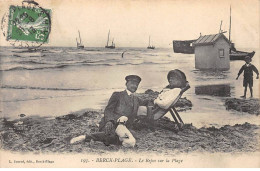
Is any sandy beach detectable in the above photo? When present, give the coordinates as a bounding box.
[1,90,259,155]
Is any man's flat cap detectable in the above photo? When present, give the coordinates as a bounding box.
[125,75,141,83]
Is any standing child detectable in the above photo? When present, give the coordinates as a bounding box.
[236,56,259,98]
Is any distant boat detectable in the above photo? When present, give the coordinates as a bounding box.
[105,30,115,49]
[230,51,255,60]
[228,6,255,61]
[172,8,256,61]
[11,46,39,53]
[172,38,255,60]
[147,36,155,49]
[230,45,255,60]
[76,30,84,49]
[172,39,196,54]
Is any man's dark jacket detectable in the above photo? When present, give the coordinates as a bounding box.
[99,90,149,130]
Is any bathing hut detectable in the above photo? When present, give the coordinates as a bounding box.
[193,33,230,70]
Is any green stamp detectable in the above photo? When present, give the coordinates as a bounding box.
[7,5,51,43]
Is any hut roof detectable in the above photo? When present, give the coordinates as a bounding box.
[193,33,230,47]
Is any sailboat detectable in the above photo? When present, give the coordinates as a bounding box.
[147,36,155,49]
[228,6,255,60]
[105,30,115,49]
[76,30,84,49]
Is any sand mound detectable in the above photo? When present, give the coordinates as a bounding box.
[225,98,260,115]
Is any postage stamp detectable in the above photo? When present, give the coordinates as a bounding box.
[7,5,51,43]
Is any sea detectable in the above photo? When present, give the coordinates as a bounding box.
[0,46,259,128]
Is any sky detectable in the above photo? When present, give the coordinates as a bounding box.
[0,0,259,48]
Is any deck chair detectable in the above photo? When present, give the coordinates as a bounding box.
[151,96,184,129]
[138,84,190,130]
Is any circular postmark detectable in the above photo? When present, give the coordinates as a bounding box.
[1,0,51,49]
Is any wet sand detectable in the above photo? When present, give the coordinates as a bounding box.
[225,98,260,115]
[0,90,259,155]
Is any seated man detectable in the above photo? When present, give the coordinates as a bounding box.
[70,75,152,147]
[138,69,190,121]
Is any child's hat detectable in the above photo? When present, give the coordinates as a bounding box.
[245,56,252,62]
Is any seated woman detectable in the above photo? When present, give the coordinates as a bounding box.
[138,69,190,120]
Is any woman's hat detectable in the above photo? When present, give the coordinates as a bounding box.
[167,69,187,84]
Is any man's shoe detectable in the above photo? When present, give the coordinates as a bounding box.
[240,96,246,99]
[70,135,86,144]
[84,134,93,142]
